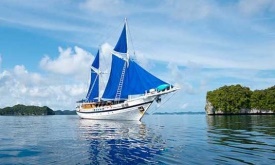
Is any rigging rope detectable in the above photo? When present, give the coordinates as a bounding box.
[126,19,136,59]
[98,21,123,47]
[150,91,179,114]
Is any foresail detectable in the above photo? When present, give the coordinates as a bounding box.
[114,23,127,54]
[86,50,100,102]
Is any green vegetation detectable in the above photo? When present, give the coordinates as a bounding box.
[0,104,55,116]
[206,85,275,113]
[251,86,275,111]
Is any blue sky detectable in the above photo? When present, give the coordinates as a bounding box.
[0,0,275,112]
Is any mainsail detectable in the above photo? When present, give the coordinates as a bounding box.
[102,55,166,100]
[86,50,100,102]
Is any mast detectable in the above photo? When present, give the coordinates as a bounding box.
[125,18,129,61]
[112,18,129,101]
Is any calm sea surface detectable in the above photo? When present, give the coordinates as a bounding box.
[0,114,274,164]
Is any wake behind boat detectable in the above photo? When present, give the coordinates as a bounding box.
[76,19,179,121]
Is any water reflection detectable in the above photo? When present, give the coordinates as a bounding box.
[207,115,275,136]
[78,119,165,164]
[206,115,275,164]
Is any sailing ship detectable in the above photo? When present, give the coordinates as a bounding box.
[76,19,179,121]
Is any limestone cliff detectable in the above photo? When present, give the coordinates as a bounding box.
[205,101,274,115]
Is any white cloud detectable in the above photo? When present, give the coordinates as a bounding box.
[79,0,126,16]
[180,103,189,110]
[166,62,199,95]
[100,42,113,71]
[101,42,113,55]
[1,0,274,71]
[134,51,151,69]
[0,64,88,110]
[163,0,275,21]
[0,45,115,110]
[164,0,216,20]
[80,0,115,12]
[0,52,92,109]
[238,0,275,16]
[40,46,93,77]
[167,62,183,83]
[13,65,43,85]
[0,70,10,86]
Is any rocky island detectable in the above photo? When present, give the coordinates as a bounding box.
[0,104,55,116]
[205,85,275,115]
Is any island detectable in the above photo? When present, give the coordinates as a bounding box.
[0,104,55,116]
[205,84,275,115]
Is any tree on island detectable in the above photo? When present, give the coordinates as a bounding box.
[251,86,275,111]
[206,85,275,113]
[0,104,55,116]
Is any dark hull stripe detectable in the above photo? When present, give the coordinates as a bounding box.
[77,101,153,114]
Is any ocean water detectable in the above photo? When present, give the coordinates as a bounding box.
[0,114,274,164]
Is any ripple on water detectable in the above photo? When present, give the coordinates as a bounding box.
[0,115,274,164]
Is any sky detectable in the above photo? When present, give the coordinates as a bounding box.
[0,0,275,112]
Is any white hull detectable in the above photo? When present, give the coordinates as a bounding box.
[76,87,178,121]
[77,101,153,121]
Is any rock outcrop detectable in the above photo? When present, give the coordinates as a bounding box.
[205,101,274,115]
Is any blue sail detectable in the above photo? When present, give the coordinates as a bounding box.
[121,59,167,98]
[114,23,127,53]
[86,50,100,102]
[102,55,167,100]
[92,50,99,69]
[102,55,125,100]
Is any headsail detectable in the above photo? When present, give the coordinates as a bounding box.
[86,50,100,102]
